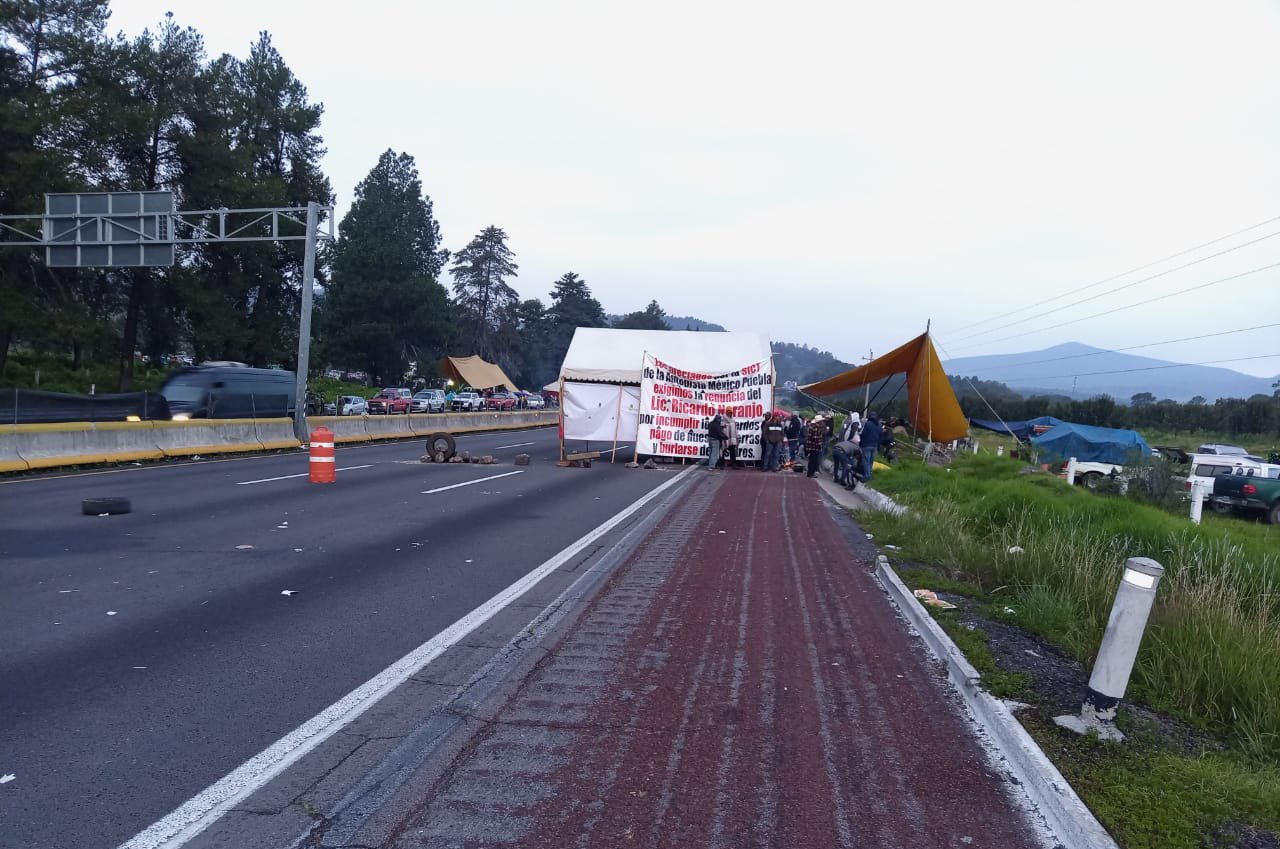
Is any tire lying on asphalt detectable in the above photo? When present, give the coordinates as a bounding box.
[427,432,457,461]
[82,496,131,516]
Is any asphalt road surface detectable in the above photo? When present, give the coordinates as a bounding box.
[0,428,670,849]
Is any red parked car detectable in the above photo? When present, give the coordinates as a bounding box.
[367,388,412,414]
[483,391,518,411]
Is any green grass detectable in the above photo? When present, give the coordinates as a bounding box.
[0,351,373,402]
[1024,713,1280,849]
[859,453,1280,847]
[0,350,172,394]
[859,453,1280,760]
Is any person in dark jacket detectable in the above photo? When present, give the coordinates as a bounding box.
[705,407,728,470]
[761,412,786,472]
[833,438,862,488]
[859,411,883,481]
[784,412,804,465]
[804,414,829,478]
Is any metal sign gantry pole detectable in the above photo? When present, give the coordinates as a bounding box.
[0,192,334,442]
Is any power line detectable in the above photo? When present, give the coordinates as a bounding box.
[949,212,1280,333]
[950,322,1280,372]
[947,228,1280,344]
[946,260,1280,351]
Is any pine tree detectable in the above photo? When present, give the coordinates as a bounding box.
[449,225,518,359]
[612,299,669,330]
[544,271,605,374]
[322,150,451,384]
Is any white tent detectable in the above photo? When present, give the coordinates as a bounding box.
[554,328,773,453]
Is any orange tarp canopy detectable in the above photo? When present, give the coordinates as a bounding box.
[800,333,968,442]
[441,355,517,392]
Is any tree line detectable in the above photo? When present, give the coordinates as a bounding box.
[946,377,1280,440]
[0,1,678,394]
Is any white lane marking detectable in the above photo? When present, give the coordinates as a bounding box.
[117,465,696,849]
[491,441,536,450]
[421,470,524,494]
[235,465,373,486]
[600,445,632,455]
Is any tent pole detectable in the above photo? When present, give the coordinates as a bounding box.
[926,320,933,456]
[558,378,565,463]
[611,385,623,463]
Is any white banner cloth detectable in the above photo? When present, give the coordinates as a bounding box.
[636,353,774,461]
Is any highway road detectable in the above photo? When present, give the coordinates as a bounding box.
[0,427,671,849]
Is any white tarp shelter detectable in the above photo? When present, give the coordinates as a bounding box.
[554,328,773,451]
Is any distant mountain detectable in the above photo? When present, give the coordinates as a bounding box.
[666,315,726,332]
[603,314,726,332]
[771,342,852,385]
[943,342,1276,403]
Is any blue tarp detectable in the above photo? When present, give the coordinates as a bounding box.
[1030,422,1152,465]
[969,416,1064,441]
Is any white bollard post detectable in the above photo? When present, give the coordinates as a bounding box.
[1189,481,1207,524]
[1066,457,1078,486]
[996,446,1004,457]
[1055,557,1164,741]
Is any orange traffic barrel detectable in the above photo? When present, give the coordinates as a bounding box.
[309,426,336,483]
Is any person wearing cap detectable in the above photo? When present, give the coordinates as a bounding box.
[804,414,829,477]
[860,411,883,481]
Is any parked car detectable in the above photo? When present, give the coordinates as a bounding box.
[452,391,483,412]
[484,391,518,411]
[1184,453,1264,503]
[367,388,412,414]
[1212,466,1280,523]
[411,389,447,413]
[331,395,367,416]
[523,393,544,409]
[1198,443,1263,461]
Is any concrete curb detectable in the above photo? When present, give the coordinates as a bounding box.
[875,556,1119,849]
[0,412,561,473]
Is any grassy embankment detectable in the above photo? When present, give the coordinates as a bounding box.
[858,453,1279,849]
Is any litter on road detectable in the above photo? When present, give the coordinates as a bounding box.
[280,590,297,597]
[0,774,15,785]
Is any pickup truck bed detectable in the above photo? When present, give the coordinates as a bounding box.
[1212,470,1280,524]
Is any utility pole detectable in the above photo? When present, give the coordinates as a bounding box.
[293,201,319,443]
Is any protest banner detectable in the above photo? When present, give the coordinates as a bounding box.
[636,353,774,462]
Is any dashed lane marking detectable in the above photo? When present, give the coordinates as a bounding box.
[491,441,537,449]
[235,465,374,485]
[421,470,524,494]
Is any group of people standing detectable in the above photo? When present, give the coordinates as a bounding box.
[704,407,894,485]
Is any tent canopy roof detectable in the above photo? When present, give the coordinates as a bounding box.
[557,328,772,384]
[441,355,517,392]
[800,332,969,443]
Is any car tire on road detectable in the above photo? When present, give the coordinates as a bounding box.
[82,496,131,516]
[427,432,457,461]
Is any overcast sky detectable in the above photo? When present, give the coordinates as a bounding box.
[108,1,1280,380]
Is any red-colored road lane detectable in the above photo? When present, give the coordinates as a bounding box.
[389,472,1042,849]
